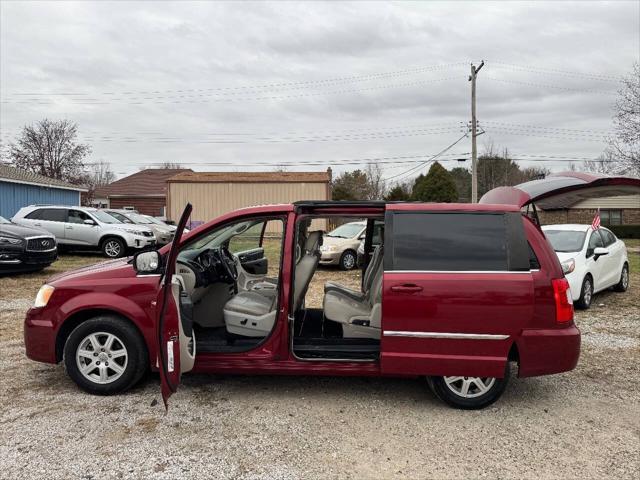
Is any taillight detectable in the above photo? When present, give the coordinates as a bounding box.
[552,278,574,324]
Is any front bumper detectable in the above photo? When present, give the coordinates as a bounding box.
[516,325,581,377]
[319,251,341,265]
[24,307,57,364]
[565,272,583,301]
[0,249,57,272]
[129,237,157,249]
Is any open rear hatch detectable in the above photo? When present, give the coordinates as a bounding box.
[480,172,640,211]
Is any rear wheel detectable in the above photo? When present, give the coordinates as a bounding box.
[614,263,629,292]
[429,365,510,409]
[101,237,125,258]
[64,315,148,395]
[339,250,357,270]
[575,275,593,309]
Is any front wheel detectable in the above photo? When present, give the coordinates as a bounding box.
[575,275,593,309]
[614,263,629,292]
[64,315,148,395]
[339,250,357,270]
[102,237,125,258]
[428,365,510,409]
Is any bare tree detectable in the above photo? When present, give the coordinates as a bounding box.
[365,163,386,200]
[606,62,639,175]
[158,161,183,169]
[82,160,116,205]
[9,119,91,183]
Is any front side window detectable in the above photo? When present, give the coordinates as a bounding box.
[587,231,604,257]
[390,212,508,271]
[600,229,617,247]
[67,209,91,224]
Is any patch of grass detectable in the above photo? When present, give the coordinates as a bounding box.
[0,253,104,302]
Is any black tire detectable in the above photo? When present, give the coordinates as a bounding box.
[101,237,126,258]
[575,275,593,310]
[339,250,357,270]
[428,364,510,410]
[63,315,148,395]
[614,263,629,292]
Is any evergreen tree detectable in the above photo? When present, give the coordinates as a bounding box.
[411,162,458,202]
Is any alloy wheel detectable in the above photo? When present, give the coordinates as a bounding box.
[622,267,629,290]
[104,240,121,257]
[75,332,128,384]
[583,279,593,306]
[342,252,356,270]
[443,376,496,398]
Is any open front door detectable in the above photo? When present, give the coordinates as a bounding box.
[156,203,193,408]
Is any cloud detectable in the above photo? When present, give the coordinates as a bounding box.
[0,0,638,180]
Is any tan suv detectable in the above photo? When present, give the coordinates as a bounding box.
[319,221,365,270]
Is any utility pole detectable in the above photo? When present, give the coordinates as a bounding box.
[469,60,484,203]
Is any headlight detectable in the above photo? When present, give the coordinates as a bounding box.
[561,258,575,275]
[320,245,337,253]
[0,236,22,245]
[34,285,55,308]
[124,229,145,236]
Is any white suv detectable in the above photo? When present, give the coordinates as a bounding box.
[12,205,156,258]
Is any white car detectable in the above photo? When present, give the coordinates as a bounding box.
[542,224,630,309]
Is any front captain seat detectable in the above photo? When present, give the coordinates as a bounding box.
[223,231,322,337]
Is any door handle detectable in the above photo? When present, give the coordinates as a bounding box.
[390,284,423,293]
[34,223,41,226]
[66,226,73,230]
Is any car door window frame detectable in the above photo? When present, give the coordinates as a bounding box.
[586,230,604,258]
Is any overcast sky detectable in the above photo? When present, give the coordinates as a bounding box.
[1,1,638,182]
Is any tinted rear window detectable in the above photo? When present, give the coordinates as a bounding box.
[29,208,67,222]
[390,212,508,271]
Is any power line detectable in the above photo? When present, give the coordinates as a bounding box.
[383,131,471,182]
[1,76,466,105]
[488,61,624,82]
[3,62,468,98]
[483,77,617,95]
[481,121,611,135]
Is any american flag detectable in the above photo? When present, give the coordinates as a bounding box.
[591,209,601,230]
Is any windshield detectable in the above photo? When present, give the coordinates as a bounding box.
[182,221,254,252]
[108,212,134,224]
[124,212,153,224]
[0,216,10,224]
[144,215,165,225]
[326,223,364,239]
[93,211,123,224]
[544,230,587,253]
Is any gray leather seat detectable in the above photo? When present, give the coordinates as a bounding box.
[323,250,383,339]
[292,231,322,311]
[324,245,383,302]
[223,230,322,336]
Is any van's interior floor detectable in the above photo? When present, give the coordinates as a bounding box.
[193,309,379,360]
[293,309,380,361]
[194,325,263,353]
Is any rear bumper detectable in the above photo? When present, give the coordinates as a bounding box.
[24,308,57,364]
[516,325,581,377]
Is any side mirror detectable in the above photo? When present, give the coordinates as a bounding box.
[133,250,162,274]
[84,219,96,225]
[593,247,609,259]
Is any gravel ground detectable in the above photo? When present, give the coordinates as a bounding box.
[0,254,638,479]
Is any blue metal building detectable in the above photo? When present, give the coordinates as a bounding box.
[0,164,87,219]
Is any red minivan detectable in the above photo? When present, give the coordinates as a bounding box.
[23,173,638,409]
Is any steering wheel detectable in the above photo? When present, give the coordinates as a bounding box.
[220,246,238,283]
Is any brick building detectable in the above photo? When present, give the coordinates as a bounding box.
[538,193,640,226]
[93,168,192,216]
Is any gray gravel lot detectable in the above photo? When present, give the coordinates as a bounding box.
[0,258,638,479]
